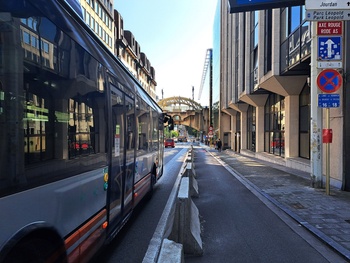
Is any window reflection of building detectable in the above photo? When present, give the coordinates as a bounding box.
[81,0,114,51]
[251,11,259,90]
[68,99,94,158]
[24,93,47,157]
[247,106,256,152]
[19,15,105,166]
[21,18,55,70]
[280,6,310,73]
[265,94,285,157]
[299,84,310,159]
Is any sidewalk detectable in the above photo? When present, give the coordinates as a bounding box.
[201,146,350,261]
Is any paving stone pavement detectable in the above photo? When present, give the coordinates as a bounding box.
[205,147,350,261]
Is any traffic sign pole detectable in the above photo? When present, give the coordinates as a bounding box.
[310,21,323,188]
[325,108,331,195]
[344,21,350,190]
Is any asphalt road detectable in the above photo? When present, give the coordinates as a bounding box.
[92,144,345,263]
[185,148,346,263]
[91,145,188,263]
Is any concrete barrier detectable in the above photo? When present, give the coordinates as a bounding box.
[184,162,199,197]
[186,148,195,168]
[143,148,201,263]
[157,239,184,263]
[169,177,203,256]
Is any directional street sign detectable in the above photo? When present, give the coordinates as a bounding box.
[318,94,340,108]
[306,0,350,10]
[306,10,350,20]
[306,0,350,20]
[318,36,342,60]
[317,69,342,93]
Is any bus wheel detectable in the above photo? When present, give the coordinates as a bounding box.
[4,237,67,263]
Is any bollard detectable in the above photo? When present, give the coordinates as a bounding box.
[157,239,184,263]
[169,177,203,256]
[184,163,199,197]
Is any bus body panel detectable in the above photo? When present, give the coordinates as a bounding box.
[0,168,107,252]
[0,0,164,261]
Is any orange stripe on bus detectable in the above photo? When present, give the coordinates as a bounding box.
[65,209,107,252]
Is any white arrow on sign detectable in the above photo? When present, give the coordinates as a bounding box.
[325,39,335,58]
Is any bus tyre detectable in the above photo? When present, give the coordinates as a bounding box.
[147,173,156,200]
[4,237,67,263]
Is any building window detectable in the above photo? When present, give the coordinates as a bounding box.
[264,9,272,74]
[23,31,30,44]
[234,16,239,99]
[251,11,259,91]
[95,2,99,14]
[41,41,49,53]
[82,7,86,20]
[280,5,311,73]
[31,35,38,48]
[236,112,241,152]
[85,12,90,26]
[299,84,310,159]
[264,94,285,157]
[91,17,95,31]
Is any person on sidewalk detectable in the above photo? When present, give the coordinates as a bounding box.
[217,138,222,152]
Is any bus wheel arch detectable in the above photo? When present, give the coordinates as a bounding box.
[1,226,67,263]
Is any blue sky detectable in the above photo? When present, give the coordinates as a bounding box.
[114,0,218,106]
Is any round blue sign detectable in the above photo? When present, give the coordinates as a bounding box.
[317,69,342,93]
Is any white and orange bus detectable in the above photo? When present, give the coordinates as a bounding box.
[0,1,164,262]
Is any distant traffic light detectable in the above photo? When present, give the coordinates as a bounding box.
[163,114,170,123]
[163,113,174,130]
[168,117,174,130]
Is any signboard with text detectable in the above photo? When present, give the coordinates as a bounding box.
[306,10,350,20]
[317,21,342,35]
[306,0,350,20]
[318,94,340,108]
[306,0,350,10]
[228,0,304,13]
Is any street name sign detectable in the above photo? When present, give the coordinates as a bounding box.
[306,9,350,20]
[306,0,350,9]
[318,94,340,108]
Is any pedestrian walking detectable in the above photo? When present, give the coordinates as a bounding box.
[217,138,222,152]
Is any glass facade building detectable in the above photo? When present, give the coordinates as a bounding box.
[216,0,349,190]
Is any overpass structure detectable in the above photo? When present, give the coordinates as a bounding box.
[158,96,209,135]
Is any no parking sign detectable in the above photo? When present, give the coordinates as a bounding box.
[316,69,342,93]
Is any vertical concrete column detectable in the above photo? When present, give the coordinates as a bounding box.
[240,110,248,150]
[255,106,265,152]
[284,95,299,158]
[231,115,236,151]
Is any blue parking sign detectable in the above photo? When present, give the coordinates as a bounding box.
[318,36,342,61]
[318,94,340,108]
